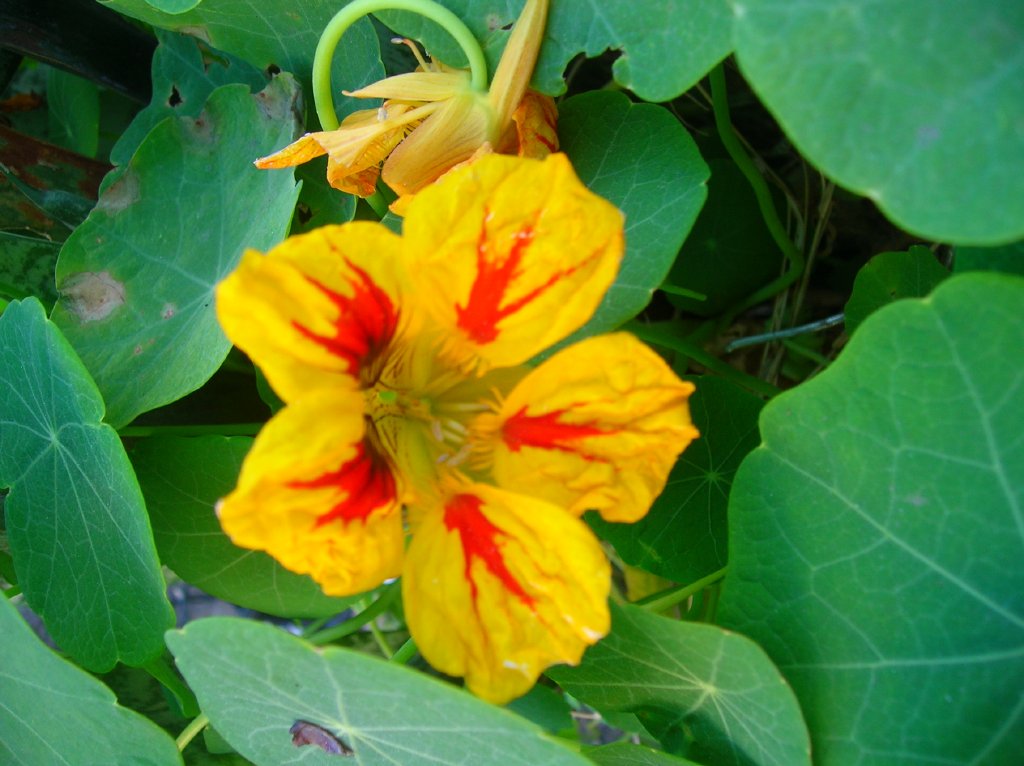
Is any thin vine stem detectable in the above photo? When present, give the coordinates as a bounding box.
[176,713,209,752]
[305,584,399,646]
[312,0,488,130]
[390,637,417,665]
[636,566,728,614]
[709,63,804,320]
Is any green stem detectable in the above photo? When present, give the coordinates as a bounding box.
[709,63,803,318]
[144,655,199,718]
[368,618,394,658]
[725,312,844,353]
[313,0,488,130]
[390,637,417,665]
[628,321,780,398]
[306,584,399,646]
[176,713,209,752]
[637,566,728,614]
[117,423,265,438]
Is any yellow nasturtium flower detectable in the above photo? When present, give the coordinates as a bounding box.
[255,0,555,203]
[216,154,698,703]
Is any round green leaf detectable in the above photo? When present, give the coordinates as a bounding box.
[379,0,732,101]
[167,617,593,766]
[46,69,100,159]
[719,273,1024,764]
[585,743,702,766]
[589,376,763,583]
[131,435,358,618]
[733,0,1024,244]
[52,79,302,428]
[0,596,182,765]
[559,91,709,338]
[549,603,811,766]
[843,245,950,335]
[0,299,174,670]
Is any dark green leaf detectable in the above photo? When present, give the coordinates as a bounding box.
[589,377,763,583]
[843,246,949,335]
[955,239,1024,277]
[719,273,1024,764]
[168,617,593,766]
[505,684,573,734]
[0,232,60,307]
[0,165,94,232]
[51,78,303,428]
[550,603,810,766]
[379,0,732,101]
[559,91,709,339]
[290,156,357,234]
[131,435,358,618]
[733,0,1024,243]
[0,596,182,765]
[46,69,100,159]
[0,299,173,670]
[665,158,782,316]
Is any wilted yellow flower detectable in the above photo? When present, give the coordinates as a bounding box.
[216,154,698,702]
[255,0,556,202]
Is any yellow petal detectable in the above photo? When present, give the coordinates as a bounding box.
[346,70,471,102]
[488,0,549,131]
[254,133,329,169]
[216,223,404,402]
[402,153,623,368]
[403,482,610,703]
[218,389,404,596]
[472,333,699,522]
[505,90,558,158]
[382,91,495,197]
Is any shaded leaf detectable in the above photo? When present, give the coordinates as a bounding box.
[589,376,763,583]
[379,0,732,101]
[0,233,60,306]
[955,239,1024,278]
[98,0,384,125]
[843,245,949,335]
[0,164,94,232]
[46,69,100,159]
[550,603,810,766]
[51,78,302,428]
[732,0,1024,244]
[0,298,173,670]
[718,273,1024,764]
[0,596,182,765]
[168,617,592,766]
[290,156,357,235]
[504,684,573,734]
[665,158,782,316]
[131,435,358,618]
[559,91,708,340]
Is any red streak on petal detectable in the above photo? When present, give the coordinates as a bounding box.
[289,441,396,527]
[444,494,534,608]
[533,134,557,152]
[292,258,398,377]
[503,406,611,454]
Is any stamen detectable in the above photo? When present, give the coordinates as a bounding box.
[392,37,433,72]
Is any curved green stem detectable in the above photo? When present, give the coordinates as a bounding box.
[390,637,417,665]
[637,566,728,614]
[313,0,488,130]
[306,584,399,645]
[710,63,803,318]
[176,713,209,752]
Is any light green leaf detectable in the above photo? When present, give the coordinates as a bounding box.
[843,245,950,335]
[146,0,202,11]
[98,0,384,125]
[550,603,811,766]
[130,435,358,618]
[718,273,1024,764]
[589,376,763,583]
[955,239,1024,277]
[168,617,593,766]
[732,0,1024,244]
[0,299,174,671]
[110,29,267,169]
[0,596,182,765]
[559,91,709,339]
[585,742,702,766]
[379,0,732,101]
[51,78,302,428]
[46,69,100,159]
